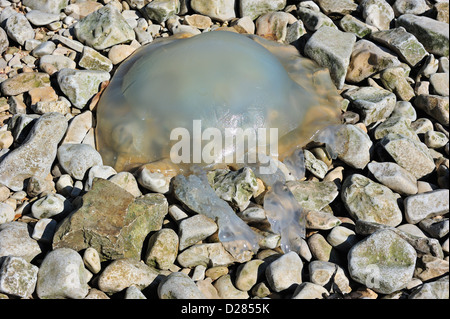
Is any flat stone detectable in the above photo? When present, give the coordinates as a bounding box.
[74,4,135,51]
[347,39,401,83]
[360,0,395,30]
[0,113,67,191]
[53,179,168,261]
[371,27,428,67]
[286,180,338,212]
[62,111,93,144]
[341,174,403,227]
[429,73,449,97]
[304,26,355,90]
[51,34,84,52]
[1,72,50,96]
[98,258,159,293]
[144,228,179,270]
[57,68,110,109]
[22,0,69,15]
[340,14,378,38]
[379,133,435,179]
[178,214,218,251]
[36,248,89,299]
[348,230,417,294]
[265,251,303,292]
[404,189,449,224]
[5,13,35,46]
[344,86,397,125]
[26,10,60,26]
[184,14,212,29]
[177,243,236,268]
[158,272,205,299]
[373,116,419,142]
[336,124,373,169]
[0,222,42,263]
[315,0,358,16]
[108,44,136,65]
[0,256,38,298]
[393,0,430,16]
[368,161,418,195]
[240,0,286,20]
[39,54,76,73]
[390,101,417,121]
[191,0,236,22]
[397,14,449,57]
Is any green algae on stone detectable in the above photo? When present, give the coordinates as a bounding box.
[348,229,416,294]
[240,0,286,20]
[144,0,180,23]
[52,178,168,261]
[286,180,339,212]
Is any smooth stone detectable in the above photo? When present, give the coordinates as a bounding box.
[371,27,428,67]
[137,164,175,194]
[177,243,235,268]
[424,131,449,149]
[0,113,67,191]
[297,7,336,31]
[393,0,430,16]
[108,172,142,197]
[404,189,449,224]
[265,252,303,292]
[315,0,358,16]
[396,223,428,238]
[255,12,296,43]
[0,256,38,298]
[240,0,286,20]
[78,46,113,72]
[336,124,373,169]
[84,288,110,299]
[31,41,56,57]
[308,260,351,294]
[31,193,73,219]
[341,174,403,227]
[53,179,168,261]
[22,0,69,15]
[418,217,449,239]
[33,98,71,115]
[84,165,117,191]
[344,86,397,125]
[308,233,341,264]
[235,259,265,291]
[380,67,416,102]
[5,13,35,46]
[397,14,449,57]
[379,133,435,179]
[184,14,212,29]
[0,203,14,225]
[0,72,50,96]
[83,247,101,274]
[98,258,159,293]
[57,68,110,109]
[178,214,218,251]
[189,0,235,22]
[429,73,449,97]
[108,44,136,65]
[26,10,60,26]
[144,228,179,270]
[346,39,401,83]
[326,226,358,252]
[304,26,355,90]
[214,274,249,299]
[125,285,147,299]
[303,149,328,179]
[51,34,84,52]
[0,222,42,263]
[292,282,329,299]
[373,116,419,142]
[305,210,342,230]
[360,0,395,30]
[390,101,417,121]
[368,161,418,195]
[39,54,76,73]
[36,248,89,299]
[158,272,205,299]
[74,4,135,50]
[57,143,103,180]
[64,1,103,19]
[348,230,417,294]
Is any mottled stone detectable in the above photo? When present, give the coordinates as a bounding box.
[22,0,69,15]
[144,228,179,270]
[309,260,351,294]
[240,0,286,20]
[404,189,449,224]
[144,0,180,23]
[0,256,38,298]
[53,179,168,261]
[0,222,42,263]
[190,0,235,22]
[286,180,338,212]
[414,95,449,126]
[1,72,50,96]
[177,243,236,268]
[178,214,218,251]
[57,143,103,180]
[360,0,395,30]
[158,272,205,299]
[265,252,303,292]
[409,275,449,299]
[368,161,418,195]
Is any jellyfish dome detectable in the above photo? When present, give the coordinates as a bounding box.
[96,30,342,173]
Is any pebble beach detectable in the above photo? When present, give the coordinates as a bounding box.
[0,0,448,301]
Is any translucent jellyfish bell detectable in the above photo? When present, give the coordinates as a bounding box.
[96,31,342,173]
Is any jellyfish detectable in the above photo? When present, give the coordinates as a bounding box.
[95,30,343,256]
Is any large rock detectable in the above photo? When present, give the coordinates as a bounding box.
[348,230,417,294]
[52,178,168,261]
[0,113,67,191]
[74,4,135,50]
[0,256,38,298]
[341,174,403,227]
[304,26,355,90]
[397,14,449,57]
